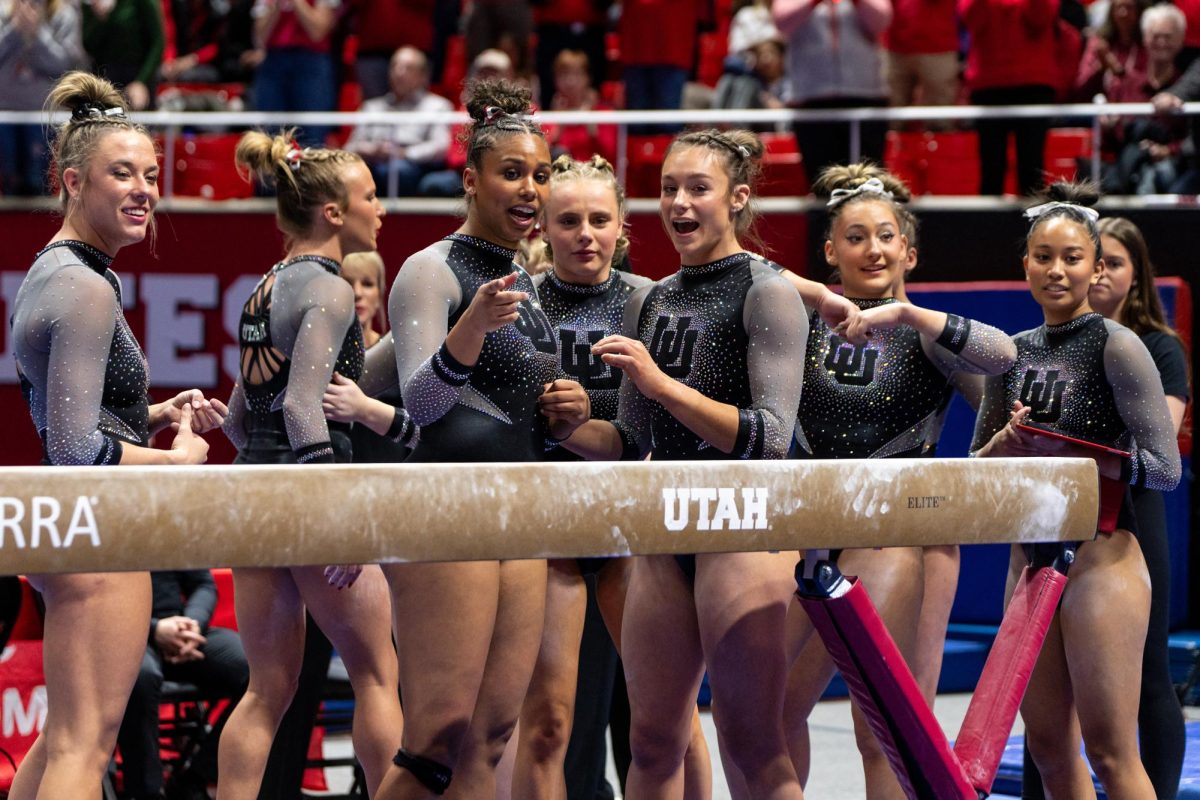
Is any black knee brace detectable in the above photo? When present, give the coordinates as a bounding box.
[393,748,452,795]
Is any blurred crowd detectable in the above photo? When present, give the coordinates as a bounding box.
[4,0,1200,197]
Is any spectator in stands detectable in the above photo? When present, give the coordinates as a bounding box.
[250,0,339,147]
[417,48,515,196]
[1168,0,1200,64]
[883,0,958,117]
[621,0,709,133]
[0,0,83,195]
[349,0,434,102]
[1103,2,1188,192]
[345,46,452,197]
[464,0,532,87]
[773,0,892,185]
[1151,4,1200,191]
[82,0,164,110]
[544,49,617,162]
[117,570,248,800]
[160,0,225,82]
[1075,0,1147,101]
[959,0,1059,195]
[714,2,788,115]
[533,0,612,112]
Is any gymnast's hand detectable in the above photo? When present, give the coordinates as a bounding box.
[324,564,362,589]
[979,402,1053,458]
[164,389,228,434]
[322,372,368,423]
[593,335,674,401]
[539,379,591,441]
[461,272,528,335]
[835,301,907,342]
[817,289,864,342]
[168,405,210,465]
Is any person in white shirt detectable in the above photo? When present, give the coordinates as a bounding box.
[346,45,453,196]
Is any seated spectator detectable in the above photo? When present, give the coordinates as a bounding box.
[714,3,788,114]
[160,0,225,83]
[464,0,532,83]
[1075,0,1147,101]
[533,0,610,111]
[345,46,452,196]
[418,47,514,196]
[544,49,617,162]
[117,570,248,800]
[82,0,164,110]
[1104,2,1188,192]
[0,0,83,195]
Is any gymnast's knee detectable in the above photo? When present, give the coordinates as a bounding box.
[393,748,454,795]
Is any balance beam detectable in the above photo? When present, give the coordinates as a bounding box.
[0,457,1098,574]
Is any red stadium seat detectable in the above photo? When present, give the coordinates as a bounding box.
[626,134,674,197]
[696,33,727,88]
[1043,127,1094,183]
[759,132,808,196]
[169,134,254,200]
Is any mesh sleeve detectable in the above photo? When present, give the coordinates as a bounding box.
[42,268,126,466]
[223,376,249,451]
[612,284,655,460]
[922,315,1018,377]
[1104,323,1182,491]
[389,249,469,426]
[360,331,398,397]
[969,373,1010,455]
[737,272,807,459]
[278,272,356,463]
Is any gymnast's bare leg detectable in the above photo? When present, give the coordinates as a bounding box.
[216,565,401,799]
[1018,534,1154,800]
[9,573,151,800]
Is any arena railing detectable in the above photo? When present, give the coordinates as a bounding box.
[2,102,1198,201]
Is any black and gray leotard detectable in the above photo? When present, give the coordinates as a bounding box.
[224,255,364,464]
[390,233,561,463]
[615,252,806,461]
[970,312,1181,492]
[12,240,149,465]
[796,297,1016,459]
[534,268,652,426]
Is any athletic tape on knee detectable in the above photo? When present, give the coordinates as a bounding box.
[393,748,452,795]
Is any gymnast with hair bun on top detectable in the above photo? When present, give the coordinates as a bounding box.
[374,77,591,800]
[216,129,403,800]
[972,182,1180,800]
[9,70,222,800]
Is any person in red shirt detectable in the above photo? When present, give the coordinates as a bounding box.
[251,0,339,147]
[883,0,959,110]
[544,49,617,163]
[960,0,1060,194]
[620,0,709,132]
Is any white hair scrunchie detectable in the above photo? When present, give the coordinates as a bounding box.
[827,177,894,208]
[1023,201,1100,223]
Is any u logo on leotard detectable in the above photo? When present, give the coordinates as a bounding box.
[514,304,558,354]
[1019,369,1067,423]
[560,329,613,385]
[649,316,698,379]
[824,335,878,387]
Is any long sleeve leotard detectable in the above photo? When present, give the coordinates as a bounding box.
[796,296,1016,459]
[12,240,149,465]
[225,255,364,464]
[614,252,807,461]
[970,312,1181,492]
[390,233,561,463]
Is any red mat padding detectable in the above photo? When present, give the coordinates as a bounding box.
[954,565,1067,794]
[799,579,977,800]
